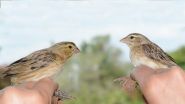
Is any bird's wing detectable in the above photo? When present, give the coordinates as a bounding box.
[142,43,177,67]
[3,49,61,77]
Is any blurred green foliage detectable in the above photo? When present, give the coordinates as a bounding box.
[56,35,142,104]
[171,46,185,69]
[0,35,184,103]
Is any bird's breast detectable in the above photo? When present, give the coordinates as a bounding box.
[130,46,143,66]
[11,65,63,84]
[130,47,168,69]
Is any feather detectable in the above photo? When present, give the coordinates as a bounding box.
[142,43,177,67]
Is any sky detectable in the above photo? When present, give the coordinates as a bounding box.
[0,0,185,64]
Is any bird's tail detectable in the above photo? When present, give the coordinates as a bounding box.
[0,66,8,79]
[0,66,11,89]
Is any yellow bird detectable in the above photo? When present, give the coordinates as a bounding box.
[1,41,80,100]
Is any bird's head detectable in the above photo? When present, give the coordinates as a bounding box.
[120,33,151,48]
[50,41,80,58]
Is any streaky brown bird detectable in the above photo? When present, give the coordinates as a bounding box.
[120,33,177,69]
[1,41,80,100]
[115,33,177,95]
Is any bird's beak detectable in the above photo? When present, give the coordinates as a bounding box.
[74,47,80,54]
[120,37,127,43]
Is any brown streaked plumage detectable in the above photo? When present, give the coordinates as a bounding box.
[2,41,80,84]
[1,41,80,100]
[115,33,177,94]
[121,33,177,69]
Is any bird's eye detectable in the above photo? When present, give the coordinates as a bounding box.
[68,45,72,49]
[130,36,134,39]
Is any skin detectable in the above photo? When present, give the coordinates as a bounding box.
[0,78,62,104]
[131,65,185,104]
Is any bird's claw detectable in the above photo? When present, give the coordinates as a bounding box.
[114,76,132,86]
[54,90,75,101]
[114,76,138,95]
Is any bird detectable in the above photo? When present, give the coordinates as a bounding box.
[115,33,177,95]
[0,41,80,100]
[120,33,177,69]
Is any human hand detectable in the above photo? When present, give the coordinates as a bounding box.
[0,78,61,104]
[131,65,185,104]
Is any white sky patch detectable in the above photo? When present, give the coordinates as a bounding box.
[0,0,185,64]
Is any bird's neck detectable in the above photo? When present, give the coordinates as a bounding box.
[129,45,140,49]
[49,49,69,62]
[57,52,70,60]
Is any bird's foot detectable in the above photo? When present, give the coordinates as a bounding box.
[114,76,138,94]
[114,76,135,85]
[54,90,74,101]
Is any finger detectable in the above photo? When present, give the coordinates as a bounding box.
[131,65,155,86]
[33,78,58,96]
[52,96,60,104]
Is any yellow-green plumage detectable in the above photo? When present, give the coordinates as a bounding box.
[2,41,80,84]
